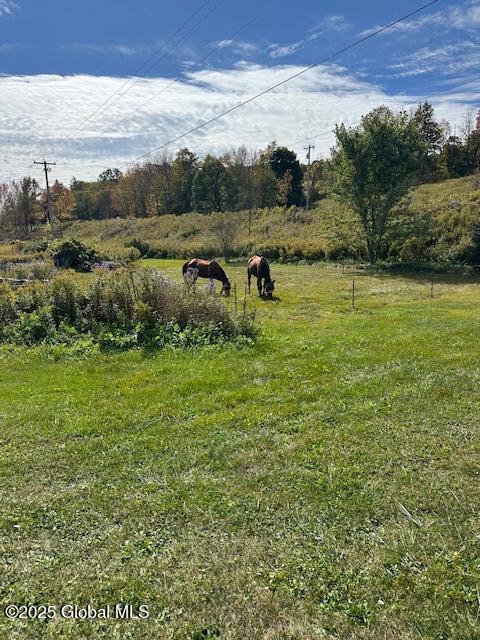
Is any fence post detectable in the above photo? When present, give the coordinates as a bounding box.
[430,276,434,298]
[352,278,356,310]
[234,283,238,314]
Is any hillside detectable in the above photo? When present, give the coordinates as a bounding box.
[1,174,479,266]
[62,174,480,265]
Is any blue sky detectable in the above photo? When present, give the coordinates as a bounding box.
[1,0,479,181]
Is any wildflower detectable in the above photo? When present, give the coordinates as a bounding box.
[204,279,216,295]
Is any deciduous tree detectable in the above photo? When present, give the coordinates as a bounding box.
[192,155,230,213]
[329,106,427,265]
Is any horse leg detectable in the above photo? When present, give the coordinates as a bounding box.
[257,277,262,296]
[248,270,251,294]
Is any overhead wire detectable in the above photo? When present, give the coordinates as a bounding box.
[288,74,480,153]
[115,0,440,170]
[61,0,220,145]
[104,16,257,134]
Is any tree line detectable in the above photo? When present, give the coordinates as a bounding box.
[1,102,479,244]
[0,143,309,230]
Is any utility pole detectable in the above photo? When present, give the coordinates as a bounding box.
[34,160,56,237]
[304,144,315,210]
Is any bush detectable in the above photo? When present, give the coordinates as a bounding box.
[22,237,51,255]
[50,238,98,272]
[3,306,56,345]
[126,238,153,258]
[2,261,56,282]
[399,237,430,262]
[0,283,16,324]
[0,268,257,350]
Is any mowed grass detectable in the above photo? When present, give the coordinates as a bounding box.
[1,261,480,639]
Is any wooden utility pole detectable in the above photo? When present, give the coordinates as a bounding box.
[34,160,56,237]
[304,144,315,210]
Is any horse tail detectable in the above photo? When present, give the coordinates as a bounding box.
[182,260,191,276]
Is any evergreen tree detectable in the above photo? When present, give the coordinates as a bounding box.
[439,138,470,178]
[265,145,303,206]
[171,148,198,214]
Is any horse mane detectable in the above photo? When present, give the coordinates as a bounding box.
[213,261,229,284]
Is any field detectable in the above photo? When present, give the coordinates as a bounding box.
[1,260,480,639]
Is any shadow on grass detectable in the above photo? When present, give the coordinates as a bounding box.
[360,271,480,286]
[252,294,281,303]
[336,265,480,286]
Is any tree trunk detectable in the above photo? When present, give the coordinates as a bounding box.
[366,238,377,265]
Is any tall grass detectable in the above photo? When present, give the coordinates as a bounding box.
[0,269,256,348]
[58,174,480,265]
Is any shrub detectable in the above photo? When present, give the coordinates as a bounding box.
[50,238,98,272]
[15,282,49,314]
[3,306,56,345]
[0,268,257,350]
[50,274,85,324]
[124,247,141,262]
[2,261,56,282]
[256,243,281,260]
[126,238,153,258]
[0,283,16,324]
[22,237,51,255]
[399,237,430,262]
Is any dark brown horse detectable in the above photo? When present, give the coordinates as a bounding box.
[182,258,231,296]
[248,255,275,298]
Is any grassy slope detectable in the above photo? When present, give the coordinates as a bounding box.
[54,174,480,262]
[1,261,480,639]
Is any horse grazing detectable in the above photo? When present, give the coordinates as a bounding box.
[182,258,231,296]
[248,255,275,298]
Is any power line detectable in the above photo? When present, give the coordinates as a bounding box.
[29,71,480,191]
[104,16,257,135]
[288,74,480,152]
[58,72,480,192]
[62,0,218,145]
[117,0,439,169]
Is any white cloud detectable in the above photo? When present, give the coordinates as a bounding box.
[63,43,156,59]
[211,39,258,54]
[389,41,480,78]
[0,65,478,183]
[310,14,350,39]
[215,39,234,49]
[359,0,480,37]
[268,41,304,59]
[321,15,349,31]
[0,0,17,17]
[448,0,480,29]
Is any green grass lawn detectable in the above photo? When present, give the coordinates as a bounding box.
[1,261,480,639]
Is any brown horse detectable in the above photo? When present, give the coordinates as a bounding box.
[247,255,275,298]
[182,258,231,296]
